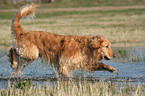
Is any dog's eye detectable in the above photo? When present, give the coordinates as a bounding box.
[106,46,108,48]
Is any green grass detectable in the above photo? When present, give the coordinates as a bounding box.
[0,80,144,96]
[1,0,145,9]
[1,8,145,19]
[0,12,14,19]
[37,9,145,18]
[41,0,145,8]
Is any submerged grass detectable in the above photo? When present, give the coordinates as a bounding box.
[0,80,144,96]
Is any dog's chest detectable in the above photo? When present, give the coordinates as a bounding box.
[59,52,87,68]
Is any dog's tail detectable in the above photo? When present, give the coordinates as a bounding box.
[11,4,36,36]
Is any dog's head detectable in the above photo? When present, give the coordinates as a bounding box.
[90,36,116,61]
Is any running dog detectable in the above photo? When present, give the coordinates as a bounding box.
[8,4,116,77]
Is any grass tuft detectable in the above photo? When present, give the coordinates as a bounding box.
[0,80,144,96]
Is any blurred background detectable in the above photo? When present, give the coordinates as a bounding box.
[1,0,145,8]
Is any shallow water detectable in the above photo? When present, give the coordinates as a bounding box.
[0,45,144,89]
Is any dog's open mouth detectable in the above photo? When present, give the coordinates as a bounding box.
[104,56,110,60]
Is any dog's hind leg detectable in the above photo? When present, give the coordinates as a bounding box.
[12,43,39,75]
[13,57,34,75]
[7,48,18,69]
[86,63,116,73]
[8,47,35,75]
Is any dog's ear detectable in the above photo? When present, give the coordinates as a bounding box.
[89,39,99,49]
[89,36,103,49]
[90,42,101,49]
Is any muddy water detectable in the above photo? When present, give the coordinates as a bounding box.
[0,45,145,89]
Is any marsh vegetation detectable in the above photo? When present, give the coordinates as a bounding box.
[0,80,144,96]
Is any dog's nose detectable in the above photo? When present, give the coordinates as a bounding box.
[113,53,116,57]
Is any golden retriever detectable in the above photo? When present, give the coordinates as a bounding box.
[7,4,116,77]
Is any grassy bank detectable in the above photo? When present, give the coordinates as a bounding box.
[0,80,144,96]
[0,6,145,45]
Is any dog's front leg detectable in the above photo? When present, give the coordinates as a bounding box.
[87,63,116,72]
[60,66,69,77]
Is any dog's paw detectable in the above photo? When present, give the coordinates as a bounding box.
[10,62,17,69]
[12,72,21,76]
[107,66,116,73]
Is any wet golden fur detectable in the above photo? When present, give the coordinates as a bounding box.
[8,4,116,77]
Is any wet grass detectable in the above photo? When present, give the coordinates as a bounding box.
[0,80,144,96]
[112,46,145,63]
